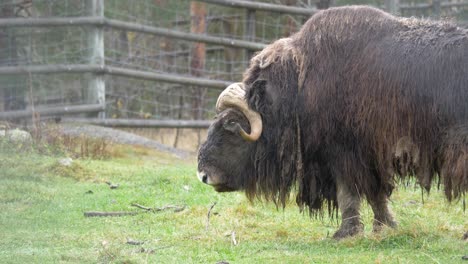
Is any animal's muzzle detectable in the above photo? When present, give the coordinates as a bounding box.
[197,171,208,184]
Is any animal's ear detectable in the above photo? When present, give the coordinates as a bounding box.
[247,80,267,111]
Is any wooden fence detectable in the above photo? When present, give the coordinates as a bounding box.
[0,0,467,127]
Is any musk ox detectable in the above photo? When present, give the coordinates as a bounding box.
[197,6,468,239]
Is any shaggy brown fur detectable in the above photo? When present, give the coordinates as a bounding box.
[198,6,468,239]
[436,125,468,202]
[392,136,420,178]
[243,6,467,236]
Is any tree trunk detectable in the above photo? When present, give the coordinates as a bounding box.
[190,2,206,80]
[190,1,207,147]
[282,0,298,36]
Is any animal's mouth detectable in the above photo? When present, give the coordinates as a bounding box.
[213,184,236,192]
[197,170,237,192]
[197,171,209,184]
[197,170,218,185]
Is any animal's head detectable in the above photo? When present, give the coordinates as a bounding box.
[197,37,302,193]
[197,83,262,192]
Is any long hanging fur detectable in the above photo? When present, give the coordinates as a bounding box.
[436,125,468,202]
[242,6,468,214]
[244,39,303,207]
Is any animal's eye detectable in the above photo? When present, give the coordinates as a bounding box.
[223,120,238,133]
[223,120,235,125]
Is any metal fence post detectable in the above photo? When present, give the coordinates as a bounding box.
[87,0,105,118]
[385,0,400,14]
[432,0,441,19]
[245,8,256,63]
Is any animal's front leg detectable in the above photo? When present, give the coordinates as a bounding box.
[333,179,363,239]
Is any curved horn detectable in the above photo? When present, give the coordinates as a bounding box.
[216,83,263,142]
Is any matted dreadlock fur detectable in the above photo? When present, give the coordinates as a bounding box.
[241,6,468,214]
[436,125,468,202]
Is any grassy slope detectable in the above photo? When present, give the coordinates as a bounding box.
[0,144,466,264]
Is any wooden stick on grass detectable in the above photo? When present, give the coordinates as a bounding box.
[131,203,152,211]
[131,203,186,212]
[206,202,217,231]
[84,204,186,218]
[84,211,139,217]
[126,238,145,245]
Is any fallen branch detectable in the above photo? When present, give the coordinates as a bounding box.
[105,181,119,189]
[84,204,185,218]
[127,238,145,245]
[157,205,186,212]
[206,202,217,231]
[131,203,186,213]
[131,203,152,211]
[84,211,139,217]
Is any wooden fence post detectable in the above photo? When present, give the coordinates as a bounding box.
[222,19,235,80]
[0,0,24,112]
[87,0,105,118]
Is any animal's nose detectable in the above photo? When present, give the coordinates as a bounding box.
[197,171,209,184]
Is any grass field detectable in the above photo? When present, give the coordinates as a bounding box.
[0,141,466,264]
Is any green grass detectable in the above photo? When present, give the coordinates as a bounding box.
[0,144,466,264]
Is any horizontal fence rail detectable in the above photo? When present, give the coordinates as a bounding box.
[0,17,267,51]
[0,65,232,90]
[198,0,317,16]
[400,1,468,10]
[0,104,105,120]
[2,0,466,130]
[63,118,213,128]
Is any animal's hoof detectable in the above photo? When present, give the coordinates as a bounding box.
[372,219,397,233]
[332,224,364,240]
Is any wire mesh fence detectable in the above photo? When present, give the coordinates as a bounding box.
[0,0,88,18]
[1,0,467,123]
[105,75,218,120]
[0,73,91,112]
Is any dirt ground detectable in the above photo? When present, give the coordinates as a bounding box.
[6,120,207,158]
[58,123,204,158]
[118,127,208,152]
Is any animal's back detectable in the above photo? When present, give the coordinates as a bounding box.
[295,6,468,189]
